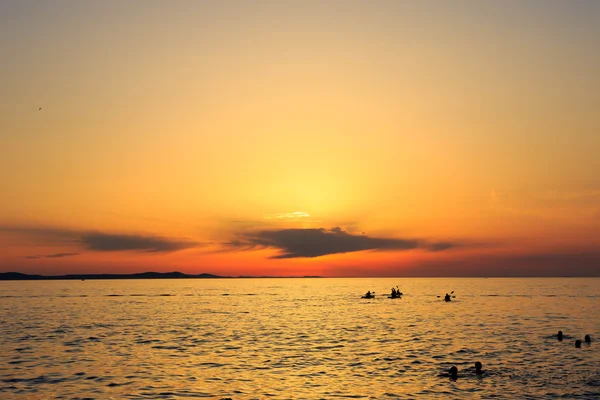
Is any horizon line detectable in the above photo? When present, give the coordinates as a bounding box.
[2,271,600,280]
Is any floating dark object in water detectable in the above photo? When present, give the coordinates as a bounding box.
[475,361,485,375]
[575,339,582,348]
[437,291,454,301]
[389,286,403,298]
[557,331,563,341]
[585,335,591,343]
[449,366,458,379]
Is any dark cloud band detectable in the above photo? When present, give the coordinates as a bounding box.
[46,252,80,258]
[2,226,197,254]
[24,252,80,259]
[228,227,459,258]
[81,232,195,252]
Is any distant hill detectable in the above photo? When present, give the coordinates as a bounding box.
[0,271,226,280]
[0,272,44,280]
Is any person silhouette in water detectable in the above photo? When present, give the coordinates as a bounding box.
[444,293,451,302]
[449,366,458,379]
[391,287,397,298]
[575,339,582,348]
[585,335,591,343]
[557,331,563,341]
[474,361,485,375]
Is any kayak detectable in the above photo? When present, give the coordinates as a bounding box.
[361,295,375,299]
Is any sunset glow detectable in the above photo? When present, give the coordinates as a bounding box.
[1,1,599,276]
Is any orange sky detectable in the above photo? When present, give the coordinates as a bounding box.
[1,2,599,276]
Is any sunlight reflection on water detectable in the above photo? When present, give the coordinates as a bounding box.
[1,278,599,399]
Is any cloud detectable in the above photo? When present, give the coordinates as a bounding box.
[24,252,80,260]
[227,227,459,258]
[81,232,196,252]
[427,242,457,252]
[46,252,80,258]
[402,251,600,277]
[486,184,600,219]
[1,226,79,244]
[2,226,197,254]
[263,211,311,220]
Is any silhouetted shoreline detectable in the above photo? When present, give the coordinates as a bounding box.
[0,272,324,281]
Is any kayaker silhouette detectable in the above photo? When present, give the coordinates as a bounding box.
[362,291,374,299]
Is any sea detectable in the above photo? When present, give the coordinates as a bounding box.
[1,278,599,399]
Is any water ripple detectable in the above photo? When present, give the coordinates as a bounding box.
[1,278,599,398]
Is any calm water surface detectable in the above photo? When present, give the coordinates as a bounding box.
[1,278,599,399]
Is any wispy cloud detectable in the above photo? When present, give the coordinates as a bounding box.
[24,252,80,259]
[2,226,198,254]
[1,226,79,245]
[486,184,600,219]
[227,227,460,258]
[263,211,311,220]
[403,251,600,277]
[46,252,80,258]
[81,232,195,252]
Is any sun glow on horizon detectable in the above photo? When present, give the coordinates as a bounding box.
[1,1,600,276]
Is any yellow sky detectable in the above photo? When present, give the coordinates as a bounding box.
[1,1,599,276]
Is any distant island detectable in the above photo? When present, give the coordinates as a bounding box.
[0,272,322,280]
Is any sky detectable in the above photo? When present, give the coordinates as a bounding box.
[1,1,599,277]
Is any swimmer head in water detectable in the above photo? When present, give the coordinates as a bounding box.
[449,366,458,379]
[475,361,484,375]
